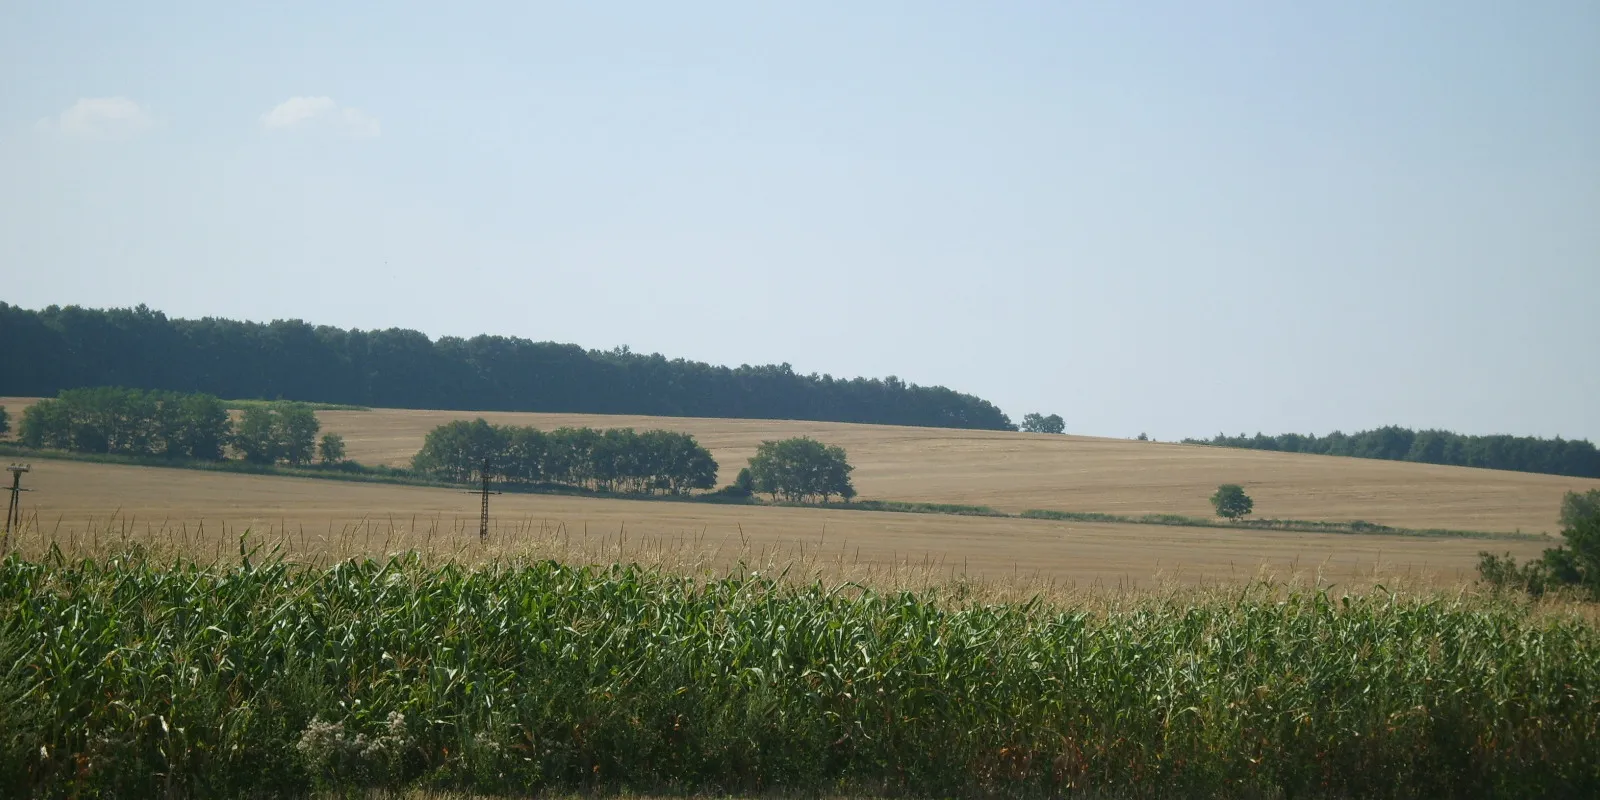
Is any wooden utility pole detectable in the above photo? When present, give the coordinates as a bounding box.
[3,464,31,554]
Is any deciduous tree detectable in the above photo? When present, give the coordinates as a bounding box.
[318,433,347,464]
[1021,413,1065,434]
[1210,484,1254,520]
[233,402,321,465]
[411,419,506,482]
[747,437,856,503]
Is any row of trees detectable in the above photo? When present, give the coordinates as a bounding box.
[411,420,718,495]
[19,387,232,459]
[410,421,862,504]
[15,387,344,466]
[0,303,1015,430]
[1184,426,1600,479]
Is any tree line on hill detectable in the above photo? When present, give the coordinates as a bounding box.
[1183,426,1600,479]
[0,303,1014,430]
[13,387,345,466]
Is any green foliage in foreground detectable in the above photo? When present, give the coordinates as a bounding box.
[1,552,1596,798]
[1480,490,1600,599]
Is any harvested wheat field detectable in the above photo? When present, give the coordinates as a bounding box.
[2,458,1552,587]
[307,407,1600,533]
[6,396,1592,535]
[3,398,1593,586]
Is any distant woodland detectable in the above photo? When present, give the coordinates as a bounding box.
[0,303,1014,430]
[1185,427,1600,479]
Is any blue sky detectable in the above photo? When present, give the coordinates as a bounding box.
[2,1,1596,440]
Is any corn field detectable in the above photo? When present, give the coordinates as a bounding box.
[1,545,1596,798]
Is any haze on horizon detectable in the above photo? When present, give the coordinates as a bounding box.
[2,1,1596,442]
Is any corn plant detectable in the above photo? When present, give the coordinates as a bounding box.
[0,545,1596,797]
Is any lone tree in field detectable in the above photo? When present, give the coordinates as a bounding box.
[0,405,8,436]
[1210,484,1254,520]
[1021,413,1065,434]
[318,433,347,464]
[748,437,856,503]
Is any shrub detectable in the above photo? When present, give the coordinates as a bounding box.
[712,467,756,499]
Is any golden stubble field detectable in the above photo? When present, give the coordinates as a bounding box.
[308,406,1597,533]
[4,459,1550,588]
[5,398,1594,586]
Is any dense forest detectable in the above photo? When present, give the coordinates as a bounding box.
[1185,427,1600,479]
[0,303,1013,430]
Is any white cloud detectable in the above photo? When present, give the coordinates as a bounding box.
[260,96,380,138]
[38,97,156,139]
